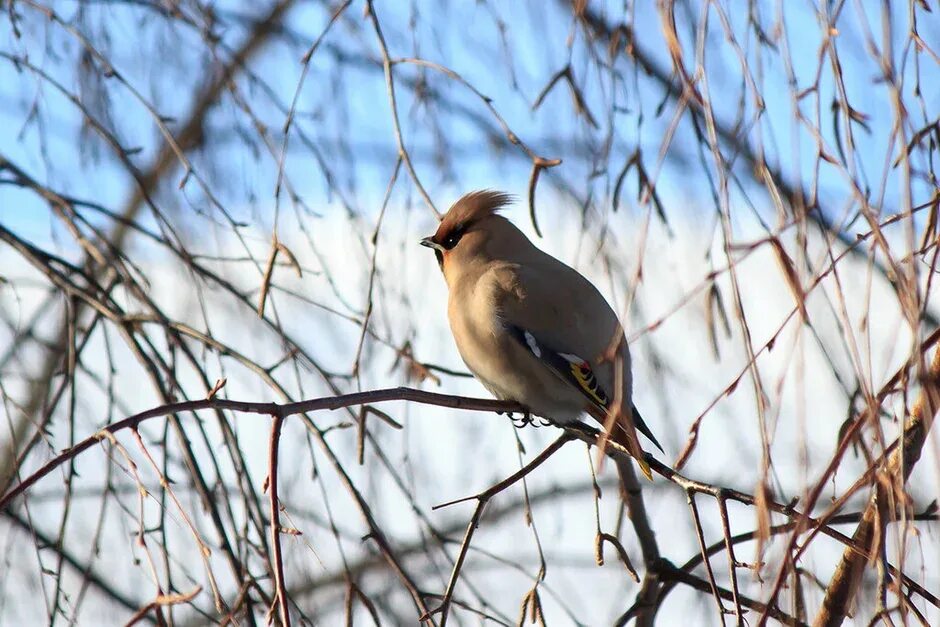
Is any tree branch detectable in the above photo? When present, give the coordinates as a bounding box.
[813,348,940,627]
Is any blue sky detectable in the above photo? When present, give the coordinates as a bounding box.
[2,0,936,246]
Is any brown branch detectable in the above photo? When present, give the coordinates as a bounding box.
[364,0,439,218]
[5,378,936,624]
[569,0,940,331]
[686,490,728,622]
[562,421,939,622]
[1,509,146,618]
[643,561,806,627]
[427,434,572,625]
[0,388,523,512]
[385,55,562,234]
[283,476,621,606]
[658,506,940,614]
[257,234,280,318]
[812,348,940,627]
[531,64,599,128]
[124,587,202,627]
[613,453,661,627]
[526,157,563,238]
[268,416,290,627]
[717,497,745,626]
[0,4,299,571]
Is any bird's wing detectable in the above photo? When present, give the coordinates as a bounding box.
[504,323,663,454]
[492,261,663,454]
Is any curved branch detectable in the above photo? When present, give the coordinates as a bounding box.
[0,388,522,512]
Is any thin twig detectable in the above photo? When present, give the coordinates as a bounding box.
[268,415,291,627]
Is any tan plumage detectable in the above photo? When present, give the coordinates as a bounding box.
[420,190,661,479]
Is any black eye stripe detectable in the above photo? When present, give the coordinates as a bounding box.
[442,223,466,250]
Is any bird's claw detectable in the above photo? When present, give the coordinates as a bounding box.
[509,411,533,428]
[508,411,553,429]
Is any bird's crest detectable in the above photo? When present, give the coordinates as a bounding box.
[433,190,514,243]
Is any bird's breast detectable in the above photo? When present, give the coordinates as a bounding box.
[447,278,584,422]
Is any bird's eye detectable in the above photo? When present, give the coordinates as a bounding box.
[442,227,464,250]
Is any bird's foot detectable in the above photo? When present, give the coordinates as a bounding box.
[508,411,553,428]
[509,410,534,428]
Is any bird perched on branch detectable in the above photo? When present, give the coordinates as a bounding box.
[420,190,662,481]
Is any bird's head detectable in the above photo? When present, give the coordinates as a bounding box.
[420,190,519,280]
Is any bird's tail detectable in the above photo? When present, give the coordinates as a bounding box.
[586,404,653,480]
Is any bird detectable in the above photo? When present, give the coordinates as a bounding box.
[420,189,662,481]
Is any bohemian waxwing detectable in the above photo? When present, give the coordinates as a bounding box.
[420,190,662,479]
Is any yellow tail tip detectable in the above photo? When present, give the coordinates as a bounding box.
[638,458,653,481]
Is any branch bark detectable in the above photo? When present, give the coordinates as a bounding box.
[0,388,522,512]
[812,348,940,627]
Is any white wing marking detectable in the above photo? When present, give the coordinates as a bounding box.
[523,330,542,358]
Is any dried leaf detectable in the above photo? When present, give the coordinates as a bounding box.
[770,237,807,320]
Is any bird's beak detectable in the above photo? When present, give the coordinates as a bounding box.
[419,236,445,253]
